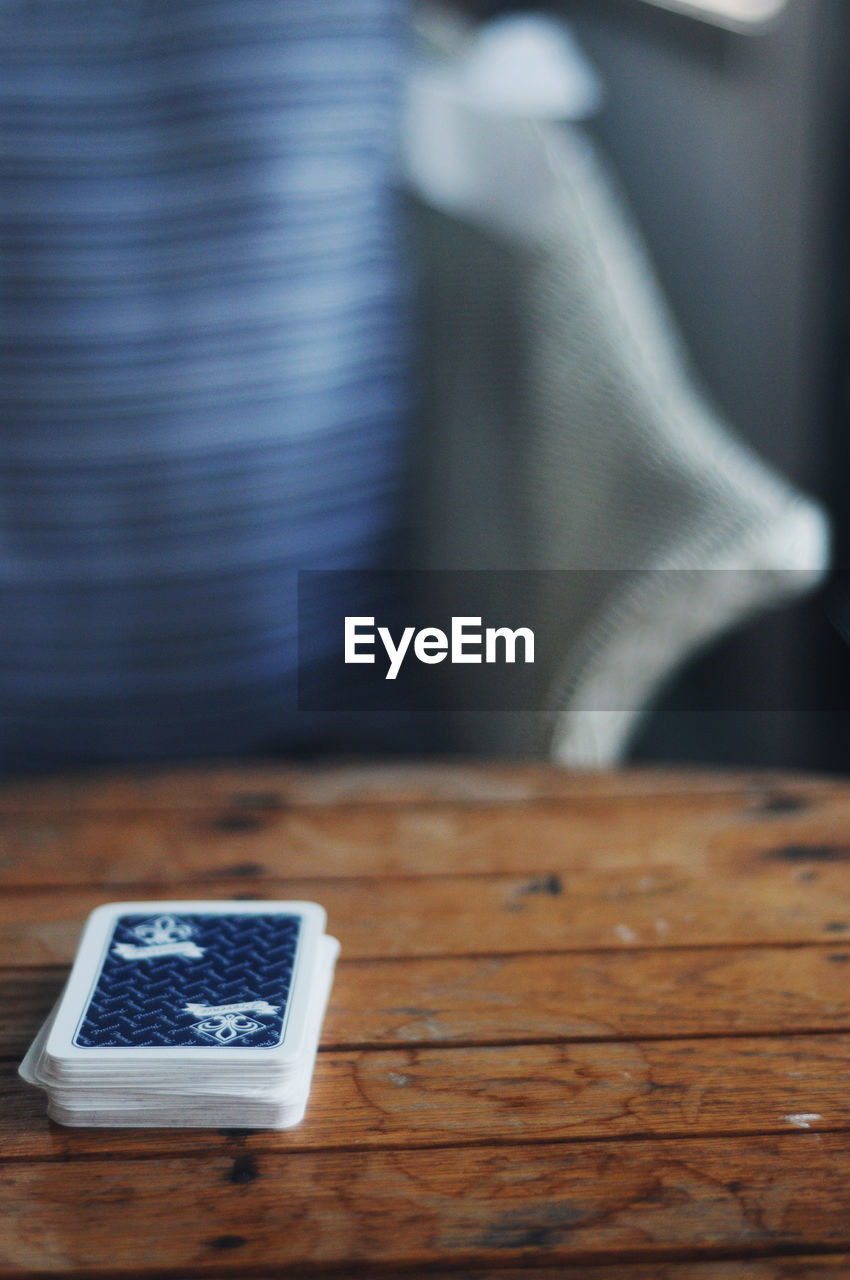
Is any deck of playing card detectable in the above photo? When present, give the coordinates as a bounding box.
[19,901,339,1128]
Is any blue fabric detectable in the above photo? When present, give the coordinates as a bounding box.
[0,0,411,768]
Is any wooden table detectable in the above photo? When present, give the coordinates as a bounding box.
[3,761,850,1278]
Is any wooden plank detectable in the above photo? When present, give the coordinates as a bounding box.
[1,785,848,887]
[1,863,849,965]
[5,1032,850,1160]
[2,1133,850,1274]
[0,761,837,814]
[4,944,850,1060]
[1,1261,847,1280]
[272,1262,850,1280]
[320,1263,850,1280]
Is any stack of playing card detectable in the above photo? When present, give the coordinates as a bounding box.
[19,900,339,1128]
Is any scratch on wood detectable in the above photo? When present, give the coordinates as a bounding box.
[785,1113,822,1128]
[768,844,850,863]
[506,874,565,913]
[475,1202,586,1250]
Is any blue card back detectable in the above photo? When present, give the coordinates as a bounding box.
[73,912,302,1049]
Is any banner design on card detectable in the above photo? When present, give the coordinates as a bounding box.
[112,914,205,961]
[185,998,282,1044]
[184,1000,281,1018]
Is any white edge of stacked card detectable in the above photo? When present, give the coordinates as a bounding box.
[18,993,61,1088]
[42,900,327,1075]
[40,935,341,1129]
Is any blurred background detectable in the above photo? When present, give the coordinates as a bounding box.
[461,0,850,772]
[3,0,850,775]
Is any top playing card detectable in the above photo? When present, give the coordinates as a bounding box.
[45,901,327,1063]
[76,911,304,1049]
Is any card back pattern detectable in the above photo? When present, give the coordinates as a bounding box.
[73,912,302,1049]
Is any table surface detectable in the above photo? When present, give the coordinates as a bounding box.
[3,760,850,1278]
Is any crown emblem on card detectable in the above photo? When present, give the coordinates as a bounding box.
[184,999,280,1045]
[113,914,205,961]
[191,1013,264,1044]
[132,915,194,947]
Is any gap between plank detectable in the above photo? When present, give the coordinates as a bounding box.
[4,1122,850,1168]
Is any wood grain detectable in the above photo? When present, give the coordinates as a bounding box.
[5,1032,850,1160]
[1,857,849,965]
[2,1134,850,1275]
[266,1262,850,1280]
[0,786,848,888]
[3,763,850,1279]
[4,943,850,1059]
[322,1264,850,1280]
